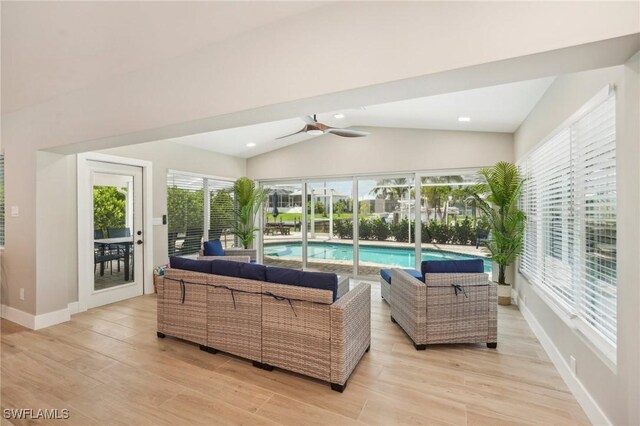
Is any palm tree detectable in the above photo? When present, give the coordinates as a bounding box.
[420,176,463,222]
[231,177,269,249]
[471,162,526,285]
[369,178,409,200]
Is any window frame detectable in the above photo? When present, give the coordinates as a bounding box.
[518,85,617,367]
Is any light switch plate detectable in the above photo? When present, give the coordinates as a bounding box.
[10,206,19,217]
[152,217,163,226]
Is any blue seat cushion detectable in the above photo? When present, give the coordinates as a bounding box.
[380,268,422,284]
[210,259,242,278]
[239,262,267,281]
[266,266,303,286]
[203,239,225,256]
[421,259,484,278]
[169,256,212,274]
[266,267,338,301]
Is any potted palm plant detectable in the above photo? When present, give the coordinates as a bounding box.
[231,177,269,249]
[472,162,526,305]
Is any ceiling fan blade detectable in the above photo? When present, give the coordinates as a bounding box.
[302,115,316,125]
[275,127,306,139]
[324,128,369,137]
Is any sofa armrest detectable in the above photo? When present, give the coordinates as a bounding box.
[337,276,350,299]
[224,248,257,261]
[197,255,251,263]
[330,282,371,385]
[390,269,427,345]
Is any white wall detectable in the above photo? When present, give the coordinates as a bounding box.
[513,62,640,425]
[35,152,77,315]
[247,127,513,180]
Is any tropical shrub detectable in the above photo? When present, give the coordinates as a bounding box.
[231,177,269,249]
[471,161,526,285]
[429,220,450,244]
[334,218,353,239]
[452,217,474,245]
[391,218,412,242]
[422,220,432,243]
[359,217,373,240]
[371,217,391,241]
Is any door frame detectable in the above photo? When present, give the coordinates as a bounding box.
[77,152,153,313]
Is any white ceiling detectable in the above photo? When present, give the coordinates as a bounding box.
[1,1,323,113]
[172,77,555,158]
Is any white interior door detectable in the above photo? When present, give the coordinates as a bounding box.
[88,161,144,308]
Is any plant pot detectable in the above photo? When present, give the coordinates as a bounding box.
[497,283,511,306]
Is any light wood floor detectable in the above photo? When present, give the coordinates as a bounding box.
[1,280,590,425]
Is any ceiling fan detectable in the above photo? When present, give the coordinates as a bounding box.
[277,115,369,139]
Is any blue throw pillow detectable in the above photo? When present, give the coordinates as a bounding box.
[169,256,212,274]
[421,259,484,277]
[210,259,242,278]
[203,239,225,256]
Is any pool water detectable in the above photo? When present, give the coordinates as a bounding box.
[264,241,492,272]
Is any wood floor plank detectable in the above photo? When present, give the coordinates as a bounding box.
[0,279,590,425]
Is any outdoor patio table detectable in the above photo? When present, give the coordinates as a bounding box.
[95,237,135,281]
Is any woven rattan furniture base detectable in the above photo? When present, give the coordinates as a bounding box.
[157,268,370,391]
[389,269,497,349]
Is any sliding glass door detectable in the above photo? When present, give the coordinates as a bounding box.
[261,182,303,269]
[305,179,354,275]
[259,169,490,278]
[355,176,415,276]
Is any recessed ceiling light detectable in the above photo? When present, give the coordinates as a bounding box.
[333,113,345,119]
[246,142,256,147]
[458,116,471,122]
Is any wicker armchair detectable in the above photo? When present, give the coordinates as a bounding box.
[390,269,497,350]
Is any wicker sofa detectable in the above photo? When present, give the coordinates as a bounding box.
[157,258,370,392]
[389,260,497,350]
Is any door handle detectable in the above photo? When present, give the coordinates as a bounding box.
[136,240,143,245]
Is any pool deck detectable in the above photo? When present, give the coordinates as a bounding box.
[263,236,491,277]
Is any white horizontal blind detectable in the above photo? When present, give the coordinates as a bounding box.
[208,179,235,248]
[572,95,617,345]
[167,173,205,256]
[519,160,540,284]
[519,88,617,350]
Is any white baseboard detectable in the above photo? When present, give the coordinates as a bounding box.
[1,304,35,329]
[68,301,79,315]
[33,307,70,330]
[518,296,611,426]
[1,304,72,330]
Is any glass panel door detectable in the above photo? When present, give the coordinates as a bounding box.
[356,176,414,277]
[90,162,144,308]
[419,173,491,273]
[262,182,303,269]
[305,180,354,275]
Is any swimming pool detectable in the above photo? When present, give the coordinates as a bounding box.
[264,241,492,272]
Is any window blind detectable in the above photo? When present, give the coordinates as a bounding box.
[572,95,617,345]
[519,89,617,350]
[208,179,235,248]
[167,173,205,256]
